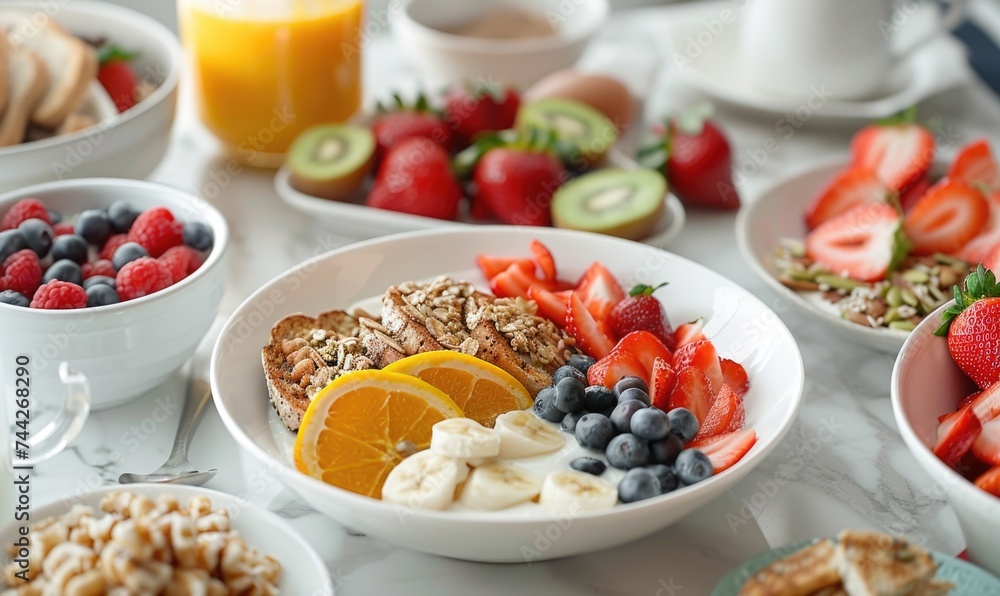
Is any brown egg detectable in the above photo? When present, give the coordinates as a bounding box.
[524,70,636,133]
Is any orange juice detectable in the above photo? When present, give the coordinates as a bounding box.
[179,0,363,167]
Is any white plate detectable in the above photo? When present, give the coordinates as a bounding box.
[211,227,804,562]
[0,484,334,594]
[275,149,686,246]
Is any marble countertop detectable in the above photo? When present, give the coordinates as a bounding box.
[29,3,1000,594]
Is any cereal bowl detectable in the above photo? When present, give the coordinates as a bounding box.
[0,178,228,410]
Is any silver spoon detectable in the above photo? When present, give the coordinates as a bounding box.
[119,370,217,486]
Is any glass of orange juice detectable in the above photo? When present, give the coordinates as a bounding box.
[178,0,364,168]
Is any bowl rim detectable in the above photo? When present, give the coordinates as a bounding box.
[392,0,609,55]
[211,225,806,524]
[0,178,228,316]
[0,0,182,158]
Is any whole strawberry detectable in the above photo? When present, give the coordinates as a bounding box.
[366,137,463,220]
[935,264,1000,389]
[609,283,675,351]
[371,94,452,157]
[444,81,520,147]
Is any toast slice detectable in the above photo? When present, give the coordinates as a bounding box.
[0,46,47,147]
[834,530,941,596]
[737,538,841,596]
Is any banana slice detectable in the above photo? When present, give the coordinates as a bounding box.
[458,462,542,510]
[540,470,618,514]
[494,410,565,459]
[381,450,468,510]
[430,418,501,459]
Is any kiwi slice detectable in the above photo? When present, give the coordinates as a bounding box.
[517,98,618,165]
[551,168,666,240]
[287,124,375,201]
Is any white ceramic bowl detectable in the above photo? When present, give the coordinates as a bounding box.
[0,1,182,192]
[891,302,1000,577]
[0,179,228,410]
[0,484,333,594]
[391,0,609,88]
[211,227,804,562]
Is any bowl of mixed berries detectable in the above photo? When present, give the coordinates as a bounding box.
[0,178,228,409]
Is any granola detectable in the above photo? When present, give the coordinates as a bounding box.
[469,296,574,367]
[395,276,474,349]
[280,327,373,398]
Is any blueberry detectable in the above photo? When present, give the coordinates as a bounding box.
[533,387,565,423]
[618,468,660,503]
[182,221,214,251]
[675,449,713,485]
[552,364,586,385]
[584,385,616,413]
[86,284,119,307]
[554,376,586,413]
[647,464,679,494]
[575,413,616,451]
[83,275,116,290]
[18,218,52,258]
[609,399,647,434]
[614,376,648,398]
[107,200,139,233]
[0,290,29,307]
[605,433,651,470]
[649,434,684,465]
[43,259,83,286]
[51,234,88,264]
[75,209,112,246]
[112,242,149,272]
[0,229,27,263]
[617,386,650,406]
[560,410,589,433]
[629,407,671,441]
[570,457,606,476]
[48,209,62,224]
[567,353,596,374]
[667,407,700,443]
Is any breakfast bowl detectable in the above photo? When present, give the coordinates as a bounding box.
[891,302,1000,577]
[0,1,181,192]
[391,0,609,87]
[0,178,228,410]
[211,227,804,562]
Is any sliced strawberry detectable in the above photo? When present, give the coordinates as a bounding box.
[667,367,714,425]
[528,286,570,328]
[694,384,744,440]
[805,203,907,282]
[615,330,674,379]
[968,381,1000,424]
[673,340,724,395]
[529,239,557,283]
[805,167,889,229]
[566,291,616,359]
[934,406,982,468]
[490,263,533,299]
[972,417,1000,466]
[649,357,677,411]
[477,255,535,280]
[674,318,707,348]
[948,139,1000,192]
[904,179,988,256]
[975,466,1000,497]
[955,191,1000,265]
[851,121,935,192]
[575,262,626,324]
[587,349,647,389]
[900,176,931,212]
[687,429,757,474]
[720,358,750,399]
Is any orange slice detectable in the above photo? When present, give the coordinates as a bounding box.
[383,351,532,428]
[294,370,462,498]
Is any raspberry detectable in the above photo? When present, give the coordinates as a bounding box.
[54,222,75,236]
[127,207,182,258]
[1,198,51,231]
[99,233,128,261]
[30,280,87,309]
[1,249,42,297]
[159,246,201,283]
[82,259,115,279]
[116,257,173,301]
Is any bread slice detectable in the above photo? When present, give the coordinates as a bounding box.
[738,538,841,596]
[834,530,939,596]
[0,46,48,147]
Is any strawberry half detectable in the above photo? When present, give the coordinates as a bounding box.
[667,367,714,425]
[649,357,677,411]
[935,267,1000,389]
[566,291,616,359]
[850,115,935,193]
[687,429,757,474]
[954,191,1000,265]
[529,239,557,283]
[476,255,535,280]
[694,383,745,440]
[975,466,1000,497]
[615,330,674,380]
[673,340,724,395]
[904,179,988,256]
[674,318,707,348]
[575,261,626,325]
[528,286,570,328]
[948,138,1000,192]
[934,405,982,467]
[805,203,910,282]
[490,262,552,299]
[588,349,647,389]
[804,167,890,230]
[720,358,750,398]
[972,417,1000,466]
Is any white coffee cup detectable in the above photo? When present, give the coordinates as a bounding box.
[739,0,965,100]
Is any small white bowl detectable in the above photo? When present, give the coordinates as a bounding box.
[391,0,609,87]
[0,179,228,410]
[891,302,1000,577]
[0,484,334,594]
[0,1,182,192]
